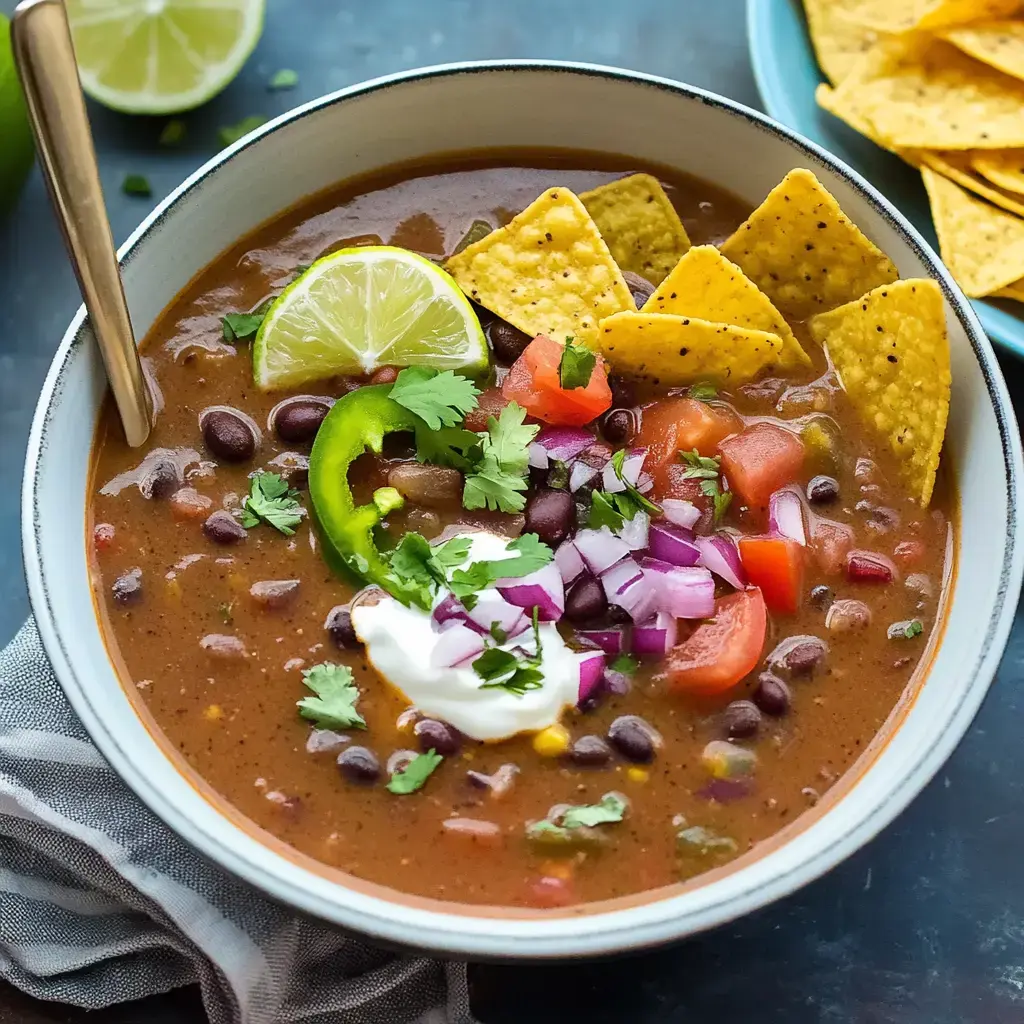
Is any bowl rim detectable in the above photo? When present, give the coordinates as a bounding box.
[22,59,1024,957]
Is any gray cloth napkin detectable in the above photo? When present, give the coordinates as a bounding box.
[0,620,477,1024]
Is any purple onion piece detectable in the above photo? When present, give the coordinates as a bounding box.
[631,612,678,657]
[574,527,631,575]
[554,540,585,585]
[577,649,607,705]
[431,623,486,668]
[432,593,485,633]
[465,592,527,636]
[534,427,595,463]
[527,441,549,470]
[661,498,701,529]
[640,560,716,619]
[768,487,807,546]
[647,521,701,566]
[569,461,600,492]
[575,628,627,655]
[619,511,650,551]
[496,562,564,620]
[696,532,746,589]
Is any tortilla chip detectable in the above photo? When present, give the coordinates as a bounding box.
[941,20,1024,82]
[819,35,1024,150]
[916,150,1024,218]
[445,187,634,347]
[972,149,1024,194]
[994,278,1024,301]
[802,0,884,85]
[922,166,1024,296]
[839,0,1021,30]
[719,168,898,322]
[647,245,811,369]
[580,174,691,286]
[595,312,784,387]
[808,279,950,506]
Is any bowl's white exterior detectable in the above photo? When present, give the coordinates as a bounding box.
[23,63,1023,957]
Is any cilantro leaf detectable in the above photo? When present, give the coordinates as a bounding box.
[473,648,544,697]
[608,653,639,676]
[588,490,626,531]
[688,382,718,402]
[387,749,443,794]
[607,449,661,518]
[297,663,366,730]
[547,459,569,489]
[462,402,538,513]
[431,535,475,570]
[122,174,152,198]
[448,533,553,600]
[489,622,508,643]
[462,457,529,512]
[222,298,273,342]
[240,472,304,535]
[558,335,597,390]
[560,791,628,828]
[888,619,924,640]
[269,68,298,90]
[388,533,473,608]
[483,402,537,474]
[158,120,186,147]
[679,449,722,480]
[219,115,267,148]
[472,647,519,681]
[389,367,480,429]
[415,424,482,471]
[453,219,495,254]
[712,487,733,525]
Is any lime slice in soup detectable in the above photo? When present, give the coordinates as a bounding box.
[64,0,265,114]
[253,247,490,390]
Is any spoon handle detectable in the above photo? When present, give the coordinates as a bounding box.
[12,0,152,447]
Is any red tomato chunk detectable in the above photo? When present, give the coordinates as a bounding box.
[738,536,804,615]
[718,422,805,510]
[93,523,116,552]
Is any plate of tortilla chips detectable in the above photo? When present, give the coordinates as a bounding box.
[748,0,1024,357]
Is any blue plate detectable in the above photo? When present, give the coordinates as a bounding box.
[746,0,1024,359]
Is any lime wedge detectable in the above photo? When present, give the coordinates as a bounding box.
[1,14,34,215]
[65,0,265,115]
[253,247,490,391]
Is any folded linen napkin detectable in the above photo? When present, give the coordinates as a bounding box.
[0,619,477,1024]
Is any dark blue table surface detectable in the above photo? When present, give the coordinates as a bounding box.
[3,2,1024,1022]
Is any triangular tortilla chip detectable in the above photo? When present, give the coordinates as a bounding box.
[802,0,884,85]
[922,166,1024,296]
[648,245,810,369]
[916,150,1024,218]
[595,312,784,387]
[972,149,1024,195]
[839,0,1021,31]
[994,278,1024,301]
[445,187,634,347]
[941,21,1024,83]
[720,169,898,321]
[819,35,1024,150]
[580,174,691,286]
[808,279,950,506]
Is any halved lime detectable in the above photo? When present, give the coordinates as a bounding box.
[65,0,265,115]
[253,247,490,391]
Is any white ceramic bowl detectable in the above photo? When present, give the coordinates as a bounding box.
[23,62,1024,957]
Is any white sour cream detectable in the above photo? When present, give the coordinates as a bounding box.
[350,531,579,741]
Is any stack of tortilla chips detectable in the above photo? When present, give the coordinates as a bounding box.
[805,0,1024,301]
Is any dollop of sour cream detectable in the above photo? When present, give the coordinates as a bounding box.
[350,531,579,741]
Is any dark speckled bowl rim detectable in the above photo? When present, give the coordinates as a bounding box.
[22,60,1024,957]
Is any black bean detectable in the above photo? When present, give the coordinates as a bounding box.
[784,638,827,677]
[201,408,257,463]
[600,409,636,445]
[337,746,380,784]
[273,398,329,445]
[568,735,613,767]
[112,568,142,606]
[139,458,182,500]
[722,700,762,739]
[325,605,359,649]
[203,510,247,545]
[524,488,575,546]
[608,374,636,409]
[564,575,608,625]
[753,673,791,717]
[809,585,833,610]
[489,319,532,364]
[414,719,460,757]
[807,475,839,504]
[306,729,349,755]
[607,715,661,763]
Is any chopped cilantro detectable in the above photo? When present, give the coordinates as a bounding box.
[888,619,924,640]
[387,749,442,794]
[415,424,483,471]
[679,449,721,480]
[296,663,366,730]
[547,459,569,489]
[462,402,538,513]
[268,68,299,90]
[453,219,494,254]
[239,472,304,535]
[218,116,267,148]
[218,601,234,625]
[448,533,553,602]
[708,485,733,525]
[588,490,627,531]
[158,120,186,146]
[526,791,628,841]
[388,533,473,608]
[608,653,639,676]
[389,367,480,430]
[489,622,508,644]
[122,174,152,198]
[559,335,597,390]
[688,382,718,402]
[221,298,273,342]
[473,646,544,697]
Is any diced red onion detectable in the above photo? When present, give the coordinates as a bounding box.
[431,623,486,668]
[696,533,746,590]
[575,628,626,655]
[631,612,678,657]
[647,521,701,566]
[527,442,549,470]
[465,592,526,636]
[768,487,806,546]
[532,427,594,467]
[661,499,701,529]
[636,473,654,494]
[619,511,650,551]
[600,556,658,622]
[568,461,599,492]
[577,649,607,705]
[496,562,564,620]
[601,447,647,493]
[554,540,585,585]
[640,559,715,619]
[432,593,486,634]
[602,667,632,695]
[574,527,631,575]
[600,556,643,598]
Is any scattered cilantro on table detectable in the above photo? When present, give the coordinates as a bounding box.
[387,750,443,794]
[122,174,152,198]
[158,120,186,147]
[296,663,366,730]
[462,402,539,513]
[389,367,480,429]
[268,68,299,90]
[218,116,268,148]
[240,472,304,535]
[558,335,597,390]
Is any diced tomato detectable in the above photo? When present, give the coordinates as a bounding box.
[660,589,767,695]
[93,523,116,552]
[738,536,804,615]
[809,517,854,575]
[501,335,612,426]
[638,398,741,492]
[527,875,575,908]
[463,386,510,432]
[718,422,805,510]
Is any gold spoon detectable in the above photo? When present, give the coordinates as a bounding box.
[11,0,153,447]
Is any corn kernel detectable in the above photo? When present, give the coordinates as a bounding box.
[203,704,224,722]
[627,767,649,784]
[532,724,570,758]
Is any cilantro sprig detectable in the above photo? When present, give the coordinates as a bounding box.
[587,448,660,531]
[297,663,366,730]
[462,402,539,513]
[389,367,481,429]
[888,619,924,640]
[222,298,273,342]
[526,792,628,842]
[448,534,552,603]
[473,607,545,697]
[558,335,597,390]
[679,449,733,525]
[240,472,304,535]
[387,750,443,794]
